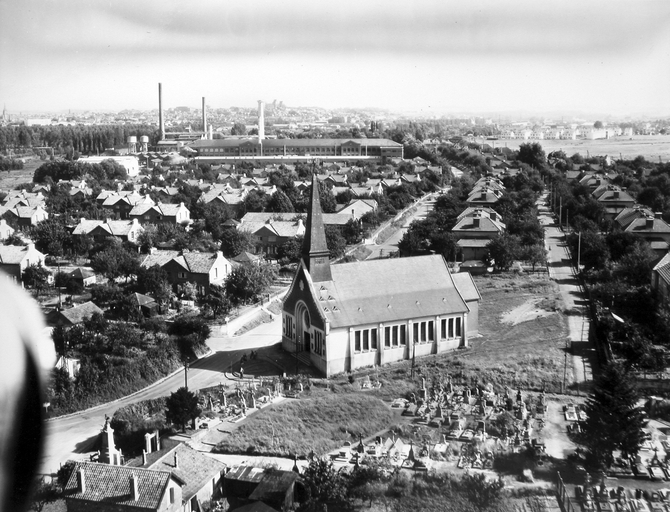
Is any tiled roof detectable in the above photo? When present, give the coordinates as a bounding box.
[140,250,181,268]
[59,301,104,324]
[183,252,219,274]
[147,444,225,502]
[452,215,505,233]
[653,253,670,287]
[624,217,670,234]
[614,206,654,230]
[64,461,177,510]
[314,254,470,329]
[0,245,31,264]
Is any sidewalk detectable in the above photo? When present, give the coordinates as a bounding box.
[538,194,596,390]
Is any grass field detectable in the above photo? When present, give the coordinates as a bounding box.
[213,391,395,457]
[349,273,570,398]
[492,134,670,161]
[0,158,41,190]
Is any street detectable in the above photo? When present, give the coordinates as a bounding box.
[537,193,595,387]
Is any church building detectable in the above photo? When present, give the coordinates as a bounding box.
[282,175,480,377]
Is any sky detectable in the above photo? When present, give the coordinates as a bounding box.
[1,0,669,117]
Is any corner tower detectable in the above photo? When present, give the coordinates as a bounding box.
[302,173,332,282]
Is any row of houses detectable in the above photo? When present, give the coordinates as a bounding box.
[497,125,631,140]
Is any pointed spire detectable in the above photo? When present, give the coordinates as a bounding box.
[302,172,332,282]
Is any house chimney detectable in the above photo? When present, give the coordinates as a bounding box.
[646,217,654,229]
[473,217,480,228]
[656,212,663,219]
[142,449,147,465]
[174,452,179,469]
[130,473,139,501]
[613,191,619,199]
[77,467,86,493]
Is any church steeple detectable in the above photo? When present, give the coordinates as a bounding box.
[302,172,332,282]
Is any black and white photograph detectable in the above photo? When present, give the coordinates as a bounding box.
[1,1,670,511]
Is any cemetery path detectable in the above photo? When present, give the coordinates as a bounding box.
[538,194,596,390]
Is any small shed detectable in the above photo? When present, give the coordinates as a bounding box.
[132,292,159,317]
[68,267,97,287]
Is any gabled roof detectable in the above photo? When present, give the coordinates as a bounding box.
[59,301,104,324]
[314,255,470,329]
[452,215,505,233]
[653,253,670,287]
[624,217,670,235]
[68,267,95,280]
[146,443,226,502]
[0,244,37,264]
[64,461,182,510]
[140,250,181,268]
[614,205,654,230]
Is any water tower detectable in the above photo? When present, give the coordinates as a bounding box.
[140,135,149,152]
[127,136,138,153]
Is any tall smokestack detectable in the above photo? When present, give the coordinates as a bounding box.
[202,96,207,139]
[257,100,265,142]
[158,83,165,141]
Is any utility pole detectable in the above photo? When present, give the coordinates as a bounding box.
[577,231,582,270]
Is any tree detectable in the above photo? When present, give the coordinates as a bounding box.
[594,121,603,129]
[582,362,646,469]
[486,234,520,270]
[135,265,172,305]
[201,284,231,318]
[220,229,255,258]
[324,225,346,259]
[224,262,276,305]
[30,218,71,257]
[28,479,62,512]
[517,142,546,169]
[231,122,247,135]
[165,387,201,432]
[523,244,547,271]
[301,458,349,510]
[267,189,295,213]
[22,264,50,296]
[277,236,303,265]
[90,241,140,280]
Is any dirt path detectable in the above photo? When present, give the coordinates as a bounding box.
[538,194,596,389]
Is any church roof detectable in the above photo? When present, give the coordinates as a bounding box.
[314,255,469,328]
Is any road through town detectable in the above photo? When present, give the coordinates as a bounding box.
[538,194,596,388]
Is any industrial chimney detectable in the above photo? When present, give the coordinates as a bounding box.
[158,83,165,141]
[202,96,207,139]
[257,100,265,142]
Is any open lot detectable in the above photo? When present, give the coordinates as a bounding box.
[0,157,42,190]
[494,135,670,161]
